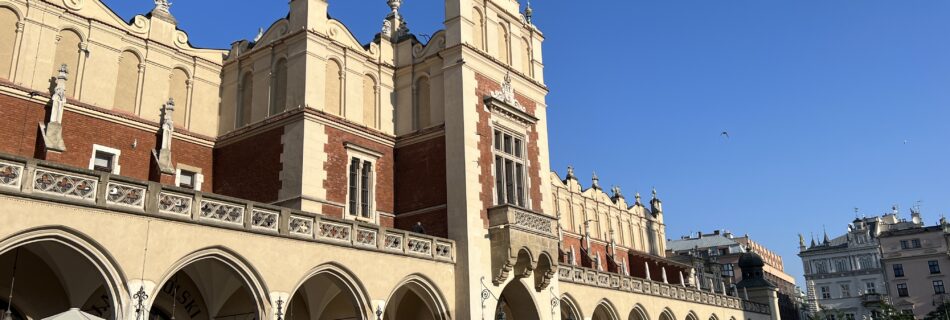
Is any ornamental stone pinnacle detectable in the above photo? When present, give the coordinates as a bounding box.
[40,64,68,152]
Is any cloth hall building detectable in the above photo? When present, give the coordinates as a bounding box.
[0,0,781,319]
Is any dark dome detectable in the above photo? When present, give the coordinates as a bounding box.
[738,252,765,269]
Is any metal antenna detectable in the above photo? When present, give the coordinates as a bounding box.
[4,248,20,320]
[134,221,152,320]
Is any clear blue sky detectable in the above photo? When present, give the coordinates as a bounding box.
[103,0,950,287]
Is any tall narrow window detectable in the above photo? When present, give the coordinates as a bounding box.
[271,58,288,115]
[362,74,377,128]
[325,60,342,116]
[113,51,140,114]
[347,155,375,219]
[497,24,509,64]
[52,29,82,97]
[893,264,905,277]
[414,76,431,130]
[935,280,946,294]
[493,129,526,207]
[865,282,876,294]
[169,68,189,125]
[0,8,18,80]
[930,260,941,274]
[472,8,484,50]
[521,37,531,75]
[238,71,253,127]
[896,283,908,297]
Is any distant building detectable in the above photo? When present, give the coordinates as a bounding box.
[878,211,949,318]
[669,231,803,320]
[798,208,922,320]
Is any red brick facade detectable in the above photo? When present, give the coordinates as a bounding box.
[323,124,395,228]
[213,126,283,203]
[474,73,545,224]
[393,133,447,236]
[0,92,214,186]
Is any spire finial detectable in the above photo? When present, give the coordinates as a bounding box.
[612,186,623,199]
[591,171,601,190]
[525,0,534,24]
[565,165,576,180]
[635,191,642,205]
[652,187,658,199]
[154,0,171,13]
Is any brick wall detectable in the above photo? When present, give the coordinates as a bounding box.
[393,134,447,236]
[213,127,283,203]
[323,125,394,222]
[0,94,44,158]
[395,208,448,238]
[0,93,213,185]
[474,73,545,226]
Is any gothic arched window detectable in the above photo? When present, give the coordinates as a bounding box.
[52,29,82,97]
[414,76,431,131]
[0,7,18,80]
[237,70,253,127]
[325,59,343,116]
[169,68,189,126]
[271,58,288,115]
[113,51,140,114]
[362,74,377,128]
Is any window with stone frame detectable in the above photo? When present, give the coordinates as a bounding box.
[935,280,947,294]
[345,143,380,222]
[820,286,831,299]
[493,128,527,208]
[175,167,204,191]
[722,263,735,278]
[840,284,851,298]
[865,281,877,294]
[897,283,909,297]
[89,145,121,174]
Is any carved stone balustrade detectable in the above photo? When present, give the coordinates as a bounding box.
[557,265,771,315]
[488,204,559,290]
[0,153,455,263]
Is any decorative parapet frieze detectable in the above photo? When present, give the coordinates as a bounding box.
[33,168,96,201]
[158,192,191,216]
[355,227,377,248]
[0,161,23,190]
[0,154,456,264]
[105,182,146,209]
[557,265,770,314]
[251,208,279,232]
[289,215,314,237]
[318,220,351,242]
[199,199,244,225]
[384,233,404,252]
[407,237,432,256]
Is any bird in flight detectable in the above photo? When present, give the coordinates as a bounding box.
[721,131,730,139]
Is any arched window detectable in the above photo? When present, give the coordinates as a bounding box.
[362,74,377,128]
[0,7,18,80]
[169,68,189,125]
[472,8,484,50]
[414,76,430,131]
[325,59,343,116]
[113,51,140,114]
[52,29,82,97]
[237,71,253,127]
[271,58,288,115]
[521,37,531,75]
[497,24,509,64]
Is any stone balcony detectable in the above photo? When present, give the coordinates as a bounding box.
[558,265,772,315]
[861,293,884,306]
[488,204,560,289]
[0,153,455,263]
